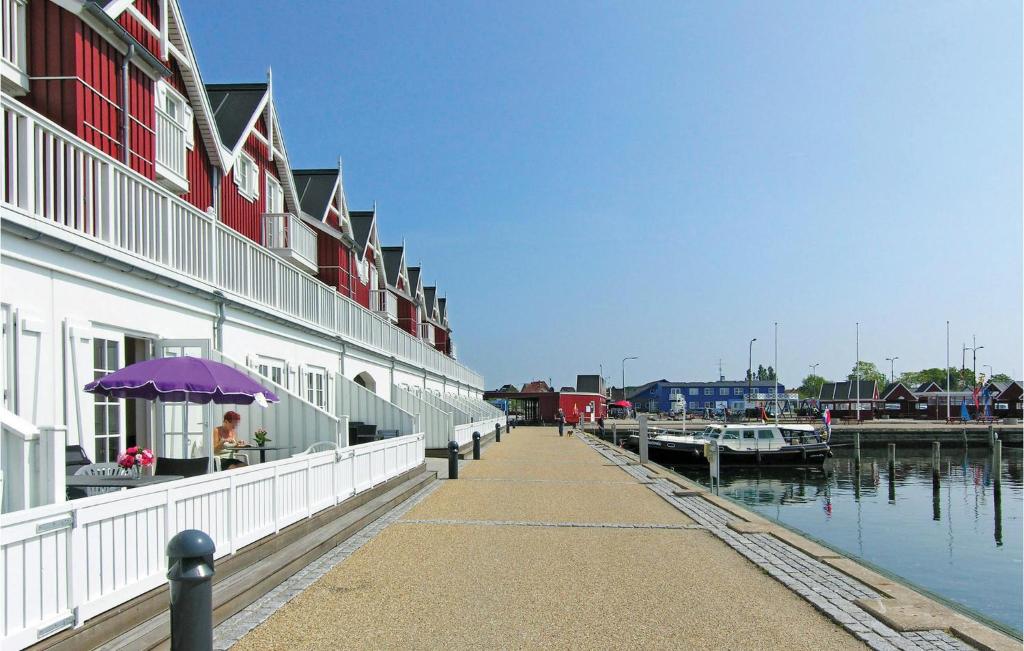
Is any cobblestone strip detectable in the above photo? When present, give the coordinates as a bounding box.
[211,480,442,651]
[396,518,705,530]
[580,436,974,651]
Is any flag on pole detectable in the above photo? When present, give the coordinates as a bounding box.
[822,408,832,437]
[961,398,971,422]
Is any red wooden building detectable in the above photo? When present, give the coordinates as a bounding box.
[483,385,608,425]
[1,0,459,359]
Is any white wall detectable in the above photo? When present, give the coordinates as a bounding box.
[1,233,483,443]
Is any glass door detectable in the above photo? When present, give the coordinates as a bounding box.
[91,334,126,463]
[156,340,211,469]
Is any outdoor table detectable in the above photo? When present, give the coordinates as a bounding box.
[66,474,184,489]
[230,445,291,464]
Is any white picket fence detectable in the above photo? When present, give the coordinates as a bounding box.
[0,433,424,650]
[0,96,483,389]
[452,417,504,448]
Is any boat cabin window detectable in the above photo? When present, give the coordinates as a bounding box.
[742,431,756,439]
[757,430,774,439]
[721,430,739,440]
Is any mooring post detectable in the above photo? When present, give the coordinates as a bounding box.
[495,422,501,443]
[932,441,941,469]
[992,440,1002,486]
[988,425,996,448]
[887,443,896,473]
[448,440,459,479]
[472,432,481,460]
[166,530,216,651]
[854,432,861,465]
[962,428,968,448]
[639,415,649,465]
[612,422,618,446]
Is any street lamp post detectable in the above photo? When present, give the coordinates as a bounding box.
[965,336,983,387]
[809,363,819,376]
[885,356,899,383]
[622,356,638,410]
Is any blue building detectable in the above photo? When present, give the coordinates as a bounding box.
[627,379,785,413]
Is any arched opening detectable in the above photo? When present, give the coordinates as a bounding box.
[353,371,377,393]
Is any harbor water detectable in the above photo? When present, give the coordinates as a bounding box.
[669,444,1023,634]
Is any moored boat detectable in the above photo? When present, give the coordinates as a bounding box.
[625,423,831,466]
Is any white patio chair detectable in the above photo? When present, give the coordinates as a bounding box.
[303,441,339,455]
[73,462,128,497]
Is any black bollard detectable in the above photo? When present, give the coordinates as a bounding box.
[448,440,459,479]
[167,529,216,651]
[495,422,501,443]
[472,432,481,460]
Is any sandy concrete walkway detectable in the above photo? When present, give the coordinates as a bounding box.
[234,427,863,650]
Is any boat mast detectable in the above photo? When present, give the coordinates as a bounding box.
[773,321,779,426]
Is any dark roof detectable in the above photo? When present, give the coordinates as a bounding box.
[205,83,267,149]
[407,266,421,294]
[381,247,404,287]
[350,211,375,253]
[438,298,447,320]
[292,169,337,219]
[819,380,878,401]
[521,380,551,393]
[423,287,437,314]
[881,382,915,400]
[915,382,942,393]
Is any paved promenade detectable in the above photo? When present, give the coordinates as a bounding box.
[231,426,866,649]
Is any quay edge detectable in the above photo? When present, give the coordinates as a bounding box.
[582,431,1022,651]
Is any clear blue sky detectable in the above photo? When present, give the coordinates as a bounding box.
[182,1,1022,389]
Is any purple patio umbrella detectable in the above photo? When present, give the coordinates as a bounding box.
[84,356,280,405]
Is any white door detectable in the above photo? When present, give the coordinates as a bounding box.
[156,340,211,467]
[64,323,126,463]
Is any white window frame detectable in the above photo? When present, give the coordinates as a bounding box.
[256,356,285,388]
[157,81,194,148]
[235,152,260,202]
[265,173,284,214]
[303,366,327,410]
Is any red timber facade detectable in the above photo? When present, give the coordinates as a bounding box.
[1,0,459,359]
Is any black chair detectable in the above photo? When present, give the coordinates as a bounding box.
[155,456,209,478]
[65,445,92,475]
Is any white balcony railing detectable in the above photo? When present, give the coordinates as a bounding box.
[154,106,187,184]
[371,289,399,323]
[0,96,483,388]
[1,0,28,94]
[261,212,318,274]
[0,433,425,648]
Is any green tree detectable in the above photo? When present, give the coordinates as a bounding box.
[766,366,776,380]
[756,364,766,381]
[798,374,826,399]
[847,361,886,388]
[991,373,1013,385]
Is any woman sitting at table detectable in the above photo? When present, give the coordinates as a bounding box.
[213,411,248,470]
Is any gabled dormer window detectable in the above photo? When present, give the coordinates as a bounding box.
[235,152,259,202]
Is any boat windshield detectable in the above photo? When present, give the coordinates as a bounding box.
[702,426,722,439]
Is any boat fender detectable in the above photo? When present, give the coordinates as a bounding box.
[702,442,711,458]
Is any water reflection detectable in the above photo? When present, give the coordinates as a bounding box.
[670,444,1024,634]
